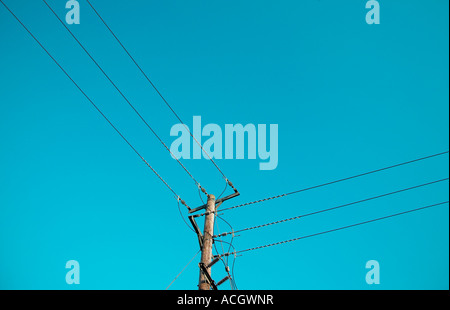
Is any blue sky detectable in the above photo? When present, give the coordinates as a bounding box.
[0,0,448,289]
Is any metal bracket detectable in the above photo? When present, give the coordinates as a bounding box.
[199,262,217,290]
[189,191,240,214]
[188,215,203,250]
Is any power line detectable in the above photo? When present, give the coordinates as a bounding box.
[213,239,235,290]
[217,181,229,200]
[177,199,195,233]
[42,0,207,196]
[165,250,200,290]
[213,209,237,289]
[0,0,185,205]
[215,214,238,289]
[218,238,240,290]
[84,0,236,192]
[215,178,449,237]
[217,201,449,256]
[214,213,226,258]
[220,151,449,212]
[230,251,238,290]
[216,215,236,263]
[213,238,238,289]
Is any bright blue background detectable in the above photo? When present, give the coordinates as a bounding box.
[0,0,448,289]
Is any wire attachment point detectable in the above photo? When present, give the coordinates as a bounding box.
[178,197,190,211]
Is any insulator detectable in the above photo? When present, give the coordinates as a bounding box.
[217,275,231,287]
[207,257,220,268]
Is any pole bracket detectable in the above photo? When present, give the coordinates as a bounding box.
[199,262,217,290]
[189,191,240,214]
[188,215,203,250]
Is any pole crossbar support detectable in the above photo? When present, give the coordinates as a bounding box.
[189,191,240,214]
[199,262,217,290]
[188,215,203,250]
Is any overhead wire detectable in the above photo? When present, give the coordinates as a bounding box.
[221,151,449,212]
[213,239,238,290]
[215,178,449,237]
[0,0,185,204]
[214,215,226,258]
[217,181,229,201]
[213,209,236,289]
[84,0,236,192]
[215,214,238,289]
[177,199,195,233]
[218,201,449,256]
[213,238,234,290]
[216,239,238,290]
[215,215,235,262]
[42,0,208,197]
[165,250,200,290]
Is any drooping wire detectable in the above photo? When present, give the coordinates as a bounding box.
[221,151,450,212]
[214,215,226,259]
[84,0,235,191]
[0,0,185,204]
[178,199,195,233]
[215,178,449,237]
[214,239,238,290]
[217,181,229,201]
[216,215,235,265]
[42,0,207,196]
[166,250,200,290]
[213,239,237,290]
[217,215,238,290]
[231,251,238,290]
[215,214,238,289]
[198,186,205,205]
[213,210,236,289]
[213,239,234,290]
[219,201,449,256]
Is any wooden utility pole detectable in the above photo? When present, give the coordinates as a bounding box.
[190,187,239,290]
[198,194,216,290]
